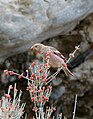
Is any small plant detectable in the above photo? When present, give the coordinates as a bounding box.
[27,62,56,119]
[0,84,26,119]
[4,62,60,119]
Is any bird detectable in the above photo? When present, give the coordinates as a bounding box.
[31,43,73,76]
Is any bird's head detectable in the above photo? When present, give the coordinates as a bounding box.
[31,43,44,52]
[30,43,46,57]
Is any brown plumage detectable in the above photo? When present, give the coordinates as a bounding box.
[31,43,73,76]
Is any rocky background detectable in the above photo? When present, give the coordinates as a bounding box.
[0,0,93,119]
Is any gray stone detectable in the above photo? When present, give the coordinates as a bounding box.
[69,60,93,83]
[0,0,93,63]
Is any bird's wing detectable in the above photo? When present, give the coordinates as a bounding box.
[49,46,66,62]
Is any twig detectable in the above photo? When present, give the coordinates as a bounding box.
[46,68,61,84]
[72,94,78,119]
[25,113,27,119]
[8,71,31,81]
[66,45,80,64]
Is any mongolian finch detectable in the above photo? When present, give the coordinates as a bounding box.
[31,43,73,76]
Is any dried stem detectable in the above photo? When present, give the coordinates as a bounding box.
[66,45,80,64]
[72,94,78,119]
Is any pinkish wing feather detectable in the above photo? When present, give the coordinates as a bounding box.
[49,46,66,62]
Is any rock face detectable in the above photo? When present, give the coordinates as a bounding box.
[0,0,93,63]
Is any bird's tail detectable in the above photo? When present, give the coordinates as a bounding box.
[63,67,73,77]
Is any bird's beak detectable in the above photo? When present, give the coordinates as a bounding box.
[28,46,34,52]
[30,46,34,50]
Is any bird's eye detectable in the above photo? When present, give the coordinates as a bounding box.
[35,46,37,48]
